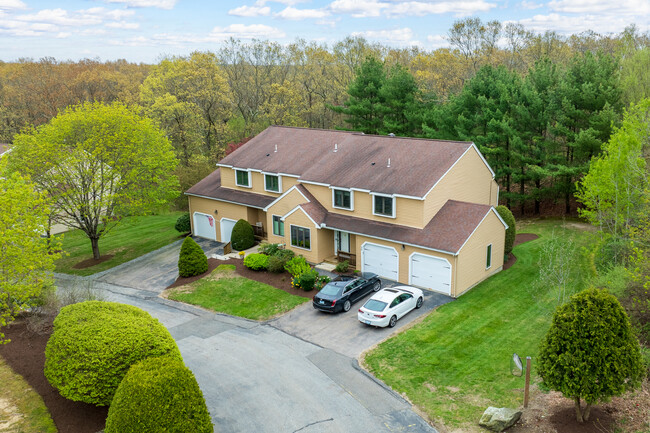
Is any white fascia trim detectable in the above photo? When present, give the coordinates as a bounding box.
[185,193,266,210]
[298,179,330,187]
[393,193,424,200]
[216,163,233,168]
[471,142,496,178]
[350,187,371,193]
[282,205,320,229]
[370,192,396,219]
[279,172,300,178]
[491,207,509,230]
[262,172,283,194]
[321,223,456,256]
[331,188,354,211]
[456,207,508,255]
[262,185,310,212]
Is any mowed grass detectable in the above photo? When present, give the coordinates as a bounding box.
[168,265,308,320]
[363,219,594,430]
[0,357,57,433]
[55,212,184,276]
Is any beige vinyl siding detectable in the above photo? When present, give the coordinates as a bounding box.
[188,196,249,242]
[318,229,335,261]
[303,184,424,228]
[423,147,495,222]
[490,179,499,206]
[220,167,297,197]
[283,209,321,264]
[265,188,310,244]
[454,211,505,297]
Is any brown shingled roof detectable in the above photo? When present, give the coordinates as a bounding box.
[323,200,494,254]
[218,126,475,197]
[185,169,275,209]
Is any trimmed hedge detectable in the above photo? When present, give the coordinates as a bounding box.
[174,213,191,233]
[44,301,181,406]
[178,236,208,277]
[495,205,516,255]
[105,356,212,433]
[231,219,255,251]
[243,253,269,271]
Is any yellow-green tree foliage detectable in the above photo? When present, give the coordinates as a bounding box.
[0,162,59,343]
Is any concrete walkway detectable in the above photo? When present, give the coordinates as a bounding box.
[54,242,439,433]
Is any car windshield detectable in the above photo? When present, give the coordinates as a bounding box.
[364,299,387,312]
[319,283,342,296]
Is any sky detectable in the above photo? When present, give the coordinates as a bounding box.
[0,0,649,63]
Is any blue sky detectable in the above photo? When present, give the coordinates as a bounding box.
[1,0,648,63]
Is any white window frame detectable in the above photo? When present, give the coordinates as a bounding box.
[331,188,354,211]
[272,214,284,237]
[264,173,282,193]
[486,244,492,269]
[235,169,251,188]
[290,224,311,251]
[371,193,396,218]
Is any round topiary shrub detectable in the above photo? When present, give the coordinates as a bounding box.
[175,213,191,233]
[243,253,269,270]
[105,356,212,433]
[230,219,255,251]
[44,301,182,406]
[267,254,288,273]
[178,236,208,277]
[495,205,516,255]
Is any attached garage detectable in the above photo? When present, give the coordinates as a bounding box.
[220,218,237,243]
[361,242,399,281]
[409,253,452,295]
[193,212,216,241]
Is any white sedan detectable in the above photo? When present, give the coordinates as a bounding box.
[358,286,424,328]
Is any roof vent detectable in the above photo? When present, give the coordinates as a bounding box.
[371,162,375,166]
[274,144,278,153]
[334,143,338,153]
[387,158,391,168]
[388,133,395,137]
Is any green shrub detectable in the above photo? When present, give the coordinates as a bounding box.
[285,256,311,277]
[317,275,331,287]
[299,269,319,291]
[495,205,516,255]
[105,356,212,433]
[334,260,349,273]
[178,236,208,277]
[243,253,269,271]
[44,301,181,406]
[267,255,288,273]
[275,249,295,260]
[258,242,281,256]
[231,219,255,251]
[174,213,191,233]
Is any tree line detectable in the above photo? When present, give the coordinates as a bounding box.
[1,19,649,213]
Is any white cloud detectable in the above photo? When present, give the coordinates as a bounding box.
[210,23,286,39]
[352,27,414,42]
[228,5,271,17]
[329,0,389,17]
[105,20,139,29]
[517,12,646,34]
[385,1,496,17]
[275,6,330,19]
[56,31,71,38]
[548,0,650,14]
[427,34,448,48]
[520,0,544,9]
[0,0,26,10]
[255,0,307,5]
[103,0,177,9]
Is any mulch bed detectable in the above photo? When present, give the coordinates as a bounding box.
[0,318,108,433]
[72,254,114,269]
[167,257,314,298]
[503,233,540,271]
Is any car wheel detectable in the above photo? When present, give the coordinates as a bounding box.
[389,315,397,328]
[373,281,381,292]
[343,300,351,312]
[416,297,423,309]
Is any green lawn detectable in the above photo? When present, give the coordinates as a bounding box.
[363,219,594,430]
[55,212,184,276]
[168,265,308,320]
[0,358,57,433]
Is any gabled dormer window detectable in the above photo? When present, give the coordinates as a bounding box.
[235,169,250,188]
[265,174,281,193]
[332,188,353,210]
[373,194,395,218]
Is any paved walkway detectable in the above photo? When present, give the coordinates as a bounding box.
[54,242,439,433]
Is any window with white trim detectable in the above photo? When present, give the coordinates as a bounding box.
[290,225,311,250]
[235,169,250,187]
[486,244,492,269]
[373,195,394,217]
[265,174,280,193]
[272,215,284,236]
[333,189,352,210]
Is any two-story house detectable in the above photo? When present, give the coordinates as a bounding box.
[186,126,507,297]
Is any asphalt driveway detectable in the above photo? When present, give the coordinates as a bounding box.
[271,288,453,358]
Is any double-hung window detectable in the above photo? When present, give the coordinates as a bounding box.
[333,189,352,210]
[272,215,284,237]
[235,169,250,187]
[265,174,280,193]
[373,194,394,217]
[290,225,311,250]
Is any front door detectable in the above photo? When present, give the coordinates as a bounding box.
[334,231,350,254]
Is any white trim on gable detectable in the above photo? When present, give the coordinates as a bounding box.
[470,143,495,177]
[282,205,320,229]
[262,185,310,212]
[456,207,508,254]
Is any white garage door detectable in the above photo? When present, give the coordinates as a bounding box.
[410,253,451,295]
[220,218,237,244]
[193,212,216,241]
[361,243,399,281]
